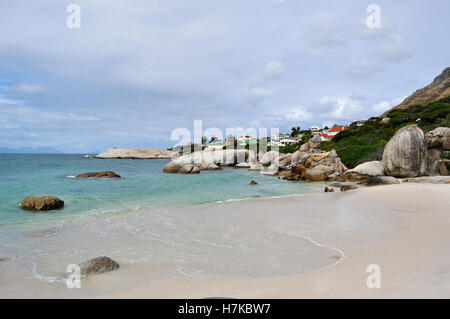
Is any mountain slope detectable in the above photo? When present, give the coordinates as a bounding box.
[381,67,450,117]
[322,68,450,168]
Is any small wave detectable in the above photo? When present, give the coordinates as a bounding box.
[30,261,68,285]
[66,175,76,179]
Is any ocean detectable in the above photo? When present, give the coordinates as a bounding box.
[0,154,340,297]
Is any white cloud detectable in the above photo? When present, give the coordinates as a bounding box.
[304,18,346,49]
[264,60,285,79]
[379,35,413,62]
[372,101,390,113]
[345,57,383,79]
[14,84,44,94]
[244,86,273,105]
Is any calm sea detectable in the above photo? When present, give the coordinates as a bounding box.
[0,154,338,297]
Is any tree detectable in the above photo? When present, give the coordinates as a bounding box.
[291,126,301,137]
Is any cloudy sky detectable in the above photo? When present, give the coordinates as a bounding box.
[0,0,449,153]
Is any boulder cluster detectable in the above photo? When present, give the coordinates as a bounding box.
[162,125,450,186]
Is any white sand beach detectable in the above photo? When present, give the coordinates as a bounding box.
[86,183,450,299]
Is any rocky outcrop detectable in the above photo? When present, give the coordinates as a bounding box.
[96,147,173,159]
[163,149,255,174]
[299,136,322,153]
[343,161,385,182]
[75,171,121,178]
[381,67,450,117]
[324,187,334,193]
[285,149,347,181]
[21,196,64,211]
[198,163,222,170]
[382,125,427,177]
[304,165,334,181]
[365,176,400,186]
[279,154,292,170]
[249,163,263,171]
[250,180,258,185]
[340,185,358,192]
[234,162,252,168]
[426,127,450,175]
[79,256,119,278]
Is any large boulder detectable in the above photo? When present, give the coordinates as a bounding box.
[279,153,292,170]
[382,125,427,177]
[303,165,334,181]
[261,151,279,167]
[198,163,222,170]
[287,150,347,181]
[348,161,385,177]
[426,127,450,175]
[344,161,385,182]
[426,127,450,150]
[249,163,263,171]
[21,196,64,211]
[79,256,119,278]
[75,171,121,178]
[261,163,279,175]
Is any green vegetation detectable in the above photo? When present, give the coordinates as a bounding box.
[321,96,450,168]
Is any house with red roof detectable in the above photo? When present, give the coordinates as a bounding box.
[318,126,347,141]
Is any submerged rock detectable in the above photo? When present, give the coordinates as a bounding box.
[75,171,121,178]
[250,180,258,185]
[79,256,120,278]
[21,196,64,211]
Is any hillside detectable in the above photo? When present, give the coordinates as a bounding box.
[322,89,450,168]
[381,67,450,117]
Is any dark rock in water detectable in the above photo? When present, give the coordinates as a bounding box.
[365,176,400,186]
[21,196,64,211]
[75,171,121,178]
[324,187,334,192]
[79,256,120,278]
[250,180,258,185]
[340,185,358,192]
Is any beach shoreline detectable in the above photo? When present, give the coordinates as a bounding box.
[93,183,450,299]
[1,183,449,299]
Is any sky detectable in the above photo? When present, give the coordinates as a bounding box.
[0,0,449,153]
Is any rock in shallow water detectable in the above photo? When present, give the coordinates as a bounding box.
[324,187,334,192]
[21,196,64,211]
[250,180,258,185]
[75,171,121,178]
[79,256,120,278]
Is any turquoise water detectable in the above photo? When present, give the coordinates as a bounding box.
[0,155,343,295]
[0,154,325,230]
